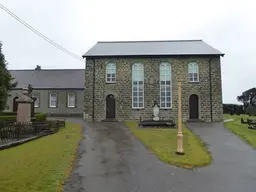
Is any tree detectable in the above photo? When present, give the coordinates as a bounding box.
[237,88,256,109]
[0,42,17,111]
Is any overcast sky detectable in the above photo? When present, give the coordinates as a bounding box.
[0,0,255,104]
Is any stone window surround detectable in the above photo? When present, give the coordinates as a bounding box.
[188,62,199,82]
[49,93,57,108]
[159,62,172,109]
[105,63,116,83]
[67,92,76,108]
[33,92,40,108]
[132,63,144,109]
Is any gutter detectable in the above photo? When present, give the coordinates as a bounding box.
[209,57,213,122]
[83,54,225,58]
[92,58,96,122]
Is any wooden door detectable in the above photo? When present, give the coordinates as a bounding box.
[106,94,115,119]
[189,94,199,119]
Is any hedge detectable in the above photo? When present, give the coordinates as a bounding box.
[223,104,244,115]
[0,112,46,122]
[223,104,256,116]
[244,105,256,116]
[35,113,47,121]
[0,112,17,116]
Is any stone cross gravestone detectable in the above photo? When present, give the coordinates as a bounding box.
[16,86,34,123]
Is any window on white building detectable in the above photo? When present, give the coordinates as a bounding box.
[160,62,172,108]
[132,63,144,109]
[68,93,76,108]
[33,93,39,108]
[49,93,57,108]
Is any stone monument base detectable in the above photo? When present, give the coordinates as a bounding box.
[139,120,176,128]
[153,117,160,121]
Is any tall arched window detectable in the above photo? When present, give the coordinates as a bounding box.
[106,63,116,83]
[188,62,199,82]
[132,63,144,108]
[160,62,172,108]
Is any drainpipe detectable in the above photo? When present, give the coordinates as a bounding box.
[209,57,213,122]
[92,58,96,122]
[83,57,86,120]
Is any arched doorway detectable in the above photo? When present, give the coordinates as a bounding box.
[189,94,199,119]
[13,97,19,112]
[106,94,116,119]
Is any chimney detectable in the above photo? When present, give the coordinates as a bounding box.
[35,65,41,70]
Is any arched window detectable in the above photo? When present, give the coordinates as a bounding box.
[132,63,144,108]
[188,62,199,82]
[160,62,172,108]
[106,63,116,83]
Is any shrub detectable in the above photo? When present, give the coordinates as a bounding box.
[0,115,16,122]
[0,112,42,116]
[0,112,46,122]
[244,105,256,116]
[35,113,47,121]
[0,112,17,116]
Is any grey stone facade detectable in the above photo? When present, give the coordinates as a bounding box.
[84,56,223,122]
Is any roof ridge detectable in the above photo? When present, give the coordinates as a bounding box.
[97,40,203,43]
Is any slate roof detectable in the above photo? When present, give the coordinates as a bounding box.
[9,69,85,89]
[83,40,224,57]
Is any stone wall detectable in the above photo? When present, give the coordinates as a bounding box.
[211,57,223,122]
[84,56,223,122]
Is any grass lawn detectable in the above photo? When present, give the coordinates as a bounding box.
[224,114,256,148]
[0,122,82,192]
[125,122,212,169]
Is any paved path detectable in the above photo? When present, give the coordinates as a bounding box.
[187,122,256,192]
[62,119,256,192]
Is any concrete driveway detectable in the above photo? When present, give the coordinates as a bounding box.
[62,119,256,192]
[187,122,256,192]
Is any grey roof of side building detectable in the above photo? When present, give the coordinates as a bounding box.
[83,40,224,57]
[9,69,85,89]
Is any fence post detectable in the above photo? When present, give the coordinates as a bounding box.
[57,120,59,129]
[17,123,20,140]
[34,122,37,135]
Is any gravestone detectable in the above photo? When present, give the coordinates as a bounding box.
[16,87,33,123]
